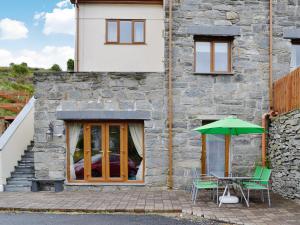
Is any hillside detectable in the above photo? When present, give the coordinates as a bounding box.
[0,64,47,117]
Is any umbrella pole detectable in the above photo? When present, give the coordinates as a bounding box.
[225,135,231,177]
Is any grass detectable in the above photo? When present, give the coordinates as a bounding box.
[0,65,46,117]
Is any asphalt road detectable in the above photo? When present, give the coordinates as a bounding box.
[0,213,225,225]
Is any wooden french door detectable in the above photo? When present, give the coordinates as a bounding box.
[84,122,126,182]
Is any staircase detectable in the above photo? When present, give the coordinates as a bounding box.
[4,141,34,192]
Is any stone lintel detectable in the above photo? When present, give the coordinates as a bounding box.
[283,28,300,39]
[56,110,151,120]
[187,25,240,37]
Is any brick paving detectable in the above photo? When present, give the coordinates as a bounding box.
[0,190,299,225]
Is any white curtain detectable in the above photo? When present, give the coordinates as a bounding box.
[69,123,81,180]
[206,134,225,177]
[129,123,143,180]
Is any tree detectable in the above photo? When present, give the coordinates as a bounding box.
[67,59,74,71]
[50,64,62,72]
[20,62,28,67]
[11,63,29,76]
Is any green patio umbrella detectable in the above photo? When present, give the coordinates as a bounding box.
[193,117,264,178]
[193,116,264,135]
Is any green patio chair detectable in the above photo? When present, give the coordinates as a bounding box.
[242,166,263,185]
[242,168,272,207]
[191,175,219,204]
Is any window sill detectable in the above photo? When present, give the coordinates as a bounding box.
[105,43,147,45]
[65,182,145,186]
[193,72,234,76]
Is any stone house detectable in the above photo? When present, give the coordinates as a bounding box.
[32,0,300,190]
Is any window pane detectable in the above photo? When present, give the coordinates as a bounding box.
[71,124,84,180]
[128,123,143,181]
[291,44,300,70]
[120,21,132,43]
[196,42,211,73]
[107,21,117,42]
[91,126,103,178]
[134,22,144,43]
[215,42,229,72]
[206,134,225,177]
[109,125,121,178]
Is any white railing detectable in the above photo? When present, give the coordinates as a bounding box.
[0,97,35,191]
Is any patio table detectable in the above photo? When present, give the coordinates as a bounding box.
[211,173,252,207]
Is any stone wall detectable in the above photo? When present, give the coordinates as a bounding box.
[33,72,168,187]
[33,1,300,189]
[272,0,300,80]
[170,0,270,187]
[268,109,300,199]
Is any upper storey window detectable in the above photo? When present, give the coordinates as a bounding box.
[106,19,145,44]
[195,37,232,73]
[291,41,300,70]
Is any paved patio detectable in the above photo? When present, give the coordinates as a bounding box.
[0,190,299,225]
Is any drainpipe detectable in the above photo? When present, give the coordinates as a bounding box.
[261,113,268,167]
[75,0,80,72]
[167,0,173,189]
[261,0,277,167]
[269,0,273,110]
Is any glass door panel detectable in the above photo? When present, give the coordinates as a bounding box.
[107,125,122,179]
[90,125,104,179]
[206,134,225,177]
[71,124,84,180]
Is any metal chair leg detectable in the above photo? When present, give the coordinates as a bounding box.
[192,185,196,202]
[267,188,271,207]
[247,189,250,203]
[216,186,219,205]
[261,190,265,202]
[193,188,198,204]
[191,184,194,200]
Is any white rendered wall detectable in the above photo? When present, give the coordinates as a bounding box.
[77,4,164,72]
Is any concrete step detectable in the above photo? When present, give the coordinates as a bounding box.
[22,152,34,157]
[20,157,34,162]
[15,167,34,173]
[6,180,32,186]
[25,146,33,152]
[18,160,34,164]
[15,164,33,169]
[18,162,34,167]
[4,185,31,192]
[11,172,35,178]
[7,177,31,182]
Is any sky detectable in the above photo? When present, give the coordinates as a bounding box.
[0,0,75,70]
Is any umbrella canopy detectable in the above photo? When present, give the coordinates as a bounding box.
[193,117,264,135]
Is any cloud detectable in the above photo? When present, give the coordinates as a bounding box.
[56,0,71,8]
[0,18,28,40]
[33,12,46,21]
[33,12,46,26]
[44,8,75,35]
[0,46,74,70]
[34,1,75,36]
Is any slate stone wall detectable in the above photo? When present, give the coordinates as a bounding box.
[33,72,168,187]
[272,0,300,80]
[268,110,300,199]
[33,1,300,189]
[169,0,270,187]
